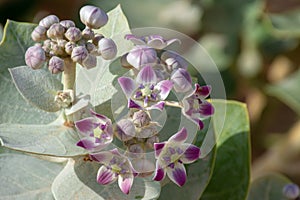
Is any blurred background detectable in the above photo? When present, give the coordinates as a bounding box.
[1,0,300,184]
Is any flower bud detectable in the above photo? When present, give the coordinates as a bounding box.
[60,20,75,29]
[283,183,300,199]
[79,5,108,29]
[71,46,88,63]
[54,89,74,108]
[51,41,65,56]
[48,56,64,74]
[126,45,157,70]
[131,159,155,177]
[82,54,97,69]
[42,39,51,53]
[39,15,60,29]
[47,23,65,40]
[145,135,159,149]
[31,25,47,42]
[92,34,104,46]
[65,42,76,55]
[98,38,117,60]
[128,143,144,154]
[136,125,157,138]
[120,53,133,69]
[82,28,94,40]
[86,42,95,53]
[161,51,188,70]
[25,45,46,69]
[132,110,151,127]
[65,27,82,42]
[115,119,135,141]
[57,39,67,48]
[171,68,192,93]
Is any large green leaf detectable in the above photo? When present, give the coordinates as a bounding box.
[52,158,161,200]
[0,149,64,200]
[76,5,132,109]
[0,119,87,157]
[9,66,62,112]
[201,100,250,200]
[247,173,292,200]
[0,20,57,124]
[266,69,300,116]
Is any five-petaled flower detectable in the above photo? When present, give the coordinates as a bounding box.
[182,83,214,130]
[90,148,138,194]
[118,65,173,111]
[75,110,113,151]
[125,34,180,50]
[153,127,200,187]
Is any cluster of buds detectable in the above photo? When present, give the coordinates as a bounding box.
[25,5,117,73]
[75,34,215,194]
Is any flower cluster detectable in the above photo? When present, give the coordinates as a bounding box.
[75,33,215,194]
[25,5,118,122]
[25,5,117,72]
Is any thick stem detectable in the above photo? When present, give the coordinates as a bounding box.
[63,59,76,91]
[62,59,76,127]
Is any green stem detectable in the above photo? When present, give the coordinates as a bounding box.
[164,101,183,108]
[62,59,76,127]
[63,59,76,91]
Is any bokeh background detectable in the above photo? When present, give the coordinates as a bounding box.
[1,0,300,184]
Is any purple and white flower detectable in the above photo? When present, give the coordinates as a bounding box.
[126,45,158,70]
[90,148,138,194]
[153,127,200,187]
[118,65,173,111]
[75,110,113,151]
[182,84,214,130]
[125,34,180,50]
[171,68,193,94]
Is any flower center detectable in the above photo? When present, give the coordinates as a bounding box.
[141,85,152,97]
[162,146,184,165]
[93,127,103,139]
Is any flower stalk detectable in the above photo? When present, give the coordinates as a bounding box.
[63,58,76,91]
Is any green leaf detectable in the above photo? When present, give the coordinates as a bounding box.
[0,20,57,124]
[247,173,292,200]
[52,158,161,200]
[0,120,87,157]
[97,4,133,57]
[9,66,62,112]
[76,5,132,109]
[201,100,251,200]
[266,69,300,116]
[267,9,300,37]
[0,149,64,200]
